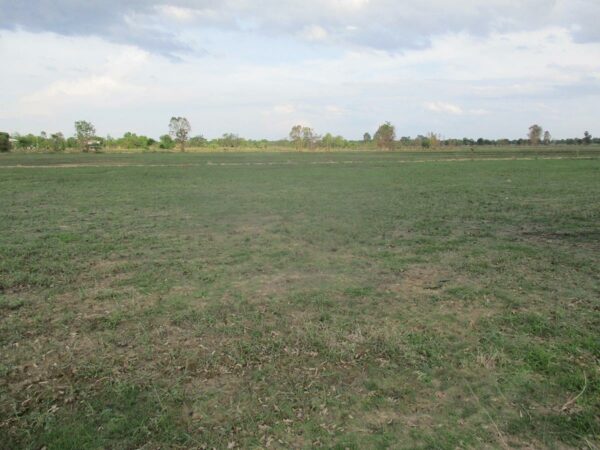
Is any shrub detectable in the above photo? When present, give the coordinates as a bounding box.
[0,132,10,152]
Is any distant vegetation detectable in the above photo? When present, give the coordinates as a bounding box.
[1,119,597,153]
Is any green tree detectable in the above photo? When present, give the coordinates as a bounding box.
[583,131,592,145]
[17,134,36,149]
[332,135,347,148]
[302,127,318,149]
[0,132,10,152]
[159,134,175,149]
[219,133,244,148]
[426,132,440,148]
[75,120,96,152]
[118,132,152,149]
[374,122,396,150]
[188,135,207,147]
[289,125,303,149]
[543,131,551,145]
[50,132,66,152]
[169,117,191,152]
[322,133,335,149]
[363,132,372,143]
[66,137,78,149]
[528,124,543,145]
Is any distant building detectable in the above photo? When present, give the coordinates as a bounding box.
[88,139,102,150]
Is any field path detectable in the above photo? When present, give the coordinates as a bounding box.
[0,155,597,169]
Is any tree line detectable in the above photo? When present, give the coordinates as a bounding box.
[0,119,597,153]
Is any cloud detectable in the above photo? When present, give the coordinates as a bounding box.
[1,8,599,140]
[425,102,463,115]
[2,0,600,56]
[273,104,296,114]
[0,0,191,56]
[302,25,329,42]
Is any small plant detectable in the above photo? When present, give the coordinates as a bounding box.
[0,296,24,310]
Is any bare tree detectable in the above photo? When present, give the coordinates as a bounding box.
[528,124,543,145]
[169,117,191,152]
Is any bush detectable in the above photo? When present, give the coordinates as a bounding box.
[0,132,10,152]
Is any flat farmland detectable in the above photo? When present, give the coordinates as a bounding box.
[1,150,599,449]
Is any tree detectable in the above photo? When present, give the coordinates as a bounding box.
[75,120,96,152]
[363,132,372,143]
[322,133,338,150]
[0,132,10,152]
[118,132,151,149]
[374,122,396,150]
[219,133,244,148]
[583,131,592,145]
[528,124,543,145]
[169,117,191,151]
[159,134,175,150]
[543,131,551,145]
[50,132,66,152]
[426,132,440,148]
[302,127,318,149]
[289,125,318,149]
[289,125,303,149]
[66,137,78,149]
[188,135,207,147]
[325,135,347,148]
[105,135,116,149]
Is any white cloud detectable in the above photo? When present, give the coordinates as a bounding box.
[325,105,345,115]
[3,0,600,56]
[1,17,599,140]
[424,102,463,115]
[273,104,296,114]
[302,25,329,41]
[157,5,198,21]
[13,46,150,116]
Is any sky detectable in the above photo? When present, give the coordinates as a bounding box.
[1,0,599,140]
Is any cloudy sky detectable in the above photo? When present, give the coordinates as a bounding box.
[1,0,599,140]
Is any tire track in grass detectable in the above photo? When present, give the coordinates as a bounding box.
[0,155,597,169]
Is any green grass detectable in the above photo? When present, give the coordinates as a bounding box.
[1,150,599,449]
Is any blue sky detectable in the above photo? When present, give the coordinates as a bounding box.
[1,0,599,140]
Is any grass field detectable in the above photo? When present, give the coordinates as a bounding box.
[1,150,599,449]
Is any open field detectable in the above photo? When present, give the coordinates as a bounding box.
[3,144,600,159]
[1,150,599,449]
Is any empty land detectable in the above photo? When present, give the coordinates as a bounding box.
[1,149,599,449]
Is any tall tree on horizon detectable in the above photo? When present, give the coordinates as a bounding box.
[543,130,551,145]
[289,125,303,149]
[374,122,396,150]
[528,124,543,145]
[74,120,96,152]
[169,117,191,152]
